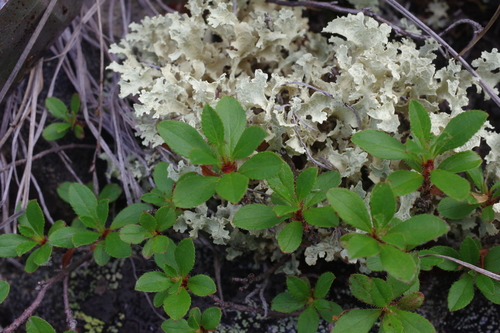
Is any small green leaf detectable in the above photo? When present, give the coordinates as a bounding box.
[379,243,416,282]
[73,124,84,139]
[140,212,157,232]
[303,206,339,227]
[158,120,215,159]
[48,227,81,248]
[271,292,306,313]
[296,168,318,201]
[382,313,403,333]
[188,308,202,329]
[298,305,320,333]
[46,97,69,120]
[96,199,109,228]
[268,163,295,205]
[316,300,342,322]
[313,170,341,190]
[110,203,151,229]
[437,151,482,173]
[314,272,335,299]
[448,274,474,311]
[286,276,311,300]
[189,148,220,165]
[476,274,500,304]
[352,130,409,160]
[164,288,191,320]
[201,103,225,146]
[25,200,45,237]
[173,174,219,208]
[26,316,57,333]
[438,197,479,219]
[161,319,193,333]
[370,183,396,229]
[93,242,110,265]
[331,309,381,333]
[430,246,461,271]
[155,206,177,231]
[42,122,71,140]
[233,204,285,230]
[397,292,425,311]
[214,97,247,153]
[70,93,80,115]
[33,243,52,265]
[484,246,500,272]
[238,152,282,180]
[327,188,372,232]
[232,126,268,159]
[387,170,424,196]
[68,183,97,220]
[215,172,249,203]
[273,205,299,217]
[151,235,169,254]
[72,230,100,247]
[394,310,435,332]
[349,274,375,305]
[466,167,485,192]
[175,238,195,277]
[201,307,222,330]
[187,274,216,296]
[278,220,303,253]
[460,237,480,265]
[430,169,470,200]
[0,280,9,304]
[432,110,488,156]
[105,232,131,258]
[0,233,32,257]
[16,240,37,256]
[153,162,174,194]
[418,249,444,271]
[482,205,495,222]
[340,233,380,259]
[409,100,431,146]
[120,224,148,244]
[135,271,173,292]
[98,183,122,202]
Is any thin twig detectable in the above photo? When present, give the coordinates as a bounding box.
[210,294,300,318]
[63,276,77,331]
[232,255,290,290]
[419,253,500,281]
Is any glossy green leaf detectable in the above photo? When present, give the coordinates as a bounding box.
[430,169,470,200]
[460,237,480,265]
[382,313,403,333]
[45,97,69,120]
[273,205,299,218]
[72,230,100,247]
[298,305,319,333]
[409,100,431,146]
[15,240,37,257]
[189,148,220,165]
[68,183,97,220]
[214,96,247,153]
[379,243,416,282]
[331,309,381,333]
[314,272,335,299]
[33,243,52,266]
[268,163,295,205]
[158,120,215,159]
[387,170,424,197]
[24,200,45,237]
[482,205,495,222]
[155,206,177,231]
[430,246,461,271]
[187,274,216,296]
[394,310,435,332]
[286,276,310,300]
[201,307,222,330]
[370,183,396,229]
[105,232,131,258]
[201,103,225,146]
[161,318,193,333]
[95,199,109,228]
[327,188,372,232]
[110,202,151,229]
[26,316,56,333]
[173,174,219,208]
[484,246,500,272]
[437,151,482,173]
[98,183,122,202]
[466,167,485,192]
[232,126,267,159]
[140,212,157,232]
[313,170,341,190]
[142,239,155,259]
[42,123,71,140]
[278,220,303,253]
[188,308,202,329]
[296,168,318,201]
[152,162,174,194]
[438,197,478,219]
[352,130,409,160]
[340,233,380,259]
[233,204,285,230]
[175,238,195,277]
[448,274,474,311]
[119,224,148,244]
[316,300,342,322]
[0,233,32,257]
[349,274,375,305]
[303,206,339,227]
[397,292,425,311]
[237,151,282,180]
[432,110,487,156]
[418,249,444,271]
[215,172,249,203]
[93,242,110,266]
[0,280,9,304]
[70,93,80,115]
[18,225,35,238]
[135,271,173,292]
[48,227,81,248]
[476,274,500,304]
[271,292,306,313]
[164,288,191,320]
[152,235,170,254]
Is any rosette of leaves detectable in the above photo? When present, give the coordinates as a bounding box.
[48,183,150,265]
[233,163,341,253]
[42,94,85,140]
[161,307,222,333]
[327,183,449,282]
[332,274,434,333]
[157,96,283,208]
[352,100,487,203]
[426,237,500,311]
[271,272,342,333]
[135,238,217,320]
[0,200,60,272]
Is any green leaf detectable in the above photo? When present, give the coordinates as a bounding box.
[152,235,170,254]
[382,313,403,333]
[314,170,341,190]
[31,243,51,266]
[278,220,303,253]
[96,199,109,228]
[448,274,474,311]
[173,174,219,208]
[316,300,342,322]
[482,205,495,222]
[432,110,488,156]
[26,316,56,333]
[352,130,409,160]
[466,167,485,192]
[153,162,174,194]
[232,126,268,159]
[158,120,215,159]
[135,271,173,292]
[379,243,416,282]
[273,205,299,217]
[233,204,285,230]
[271,292,306,313]
[0,233,32,257]
[105,232,131,258]
[296,168,318,202]
[430,246,461,271]
[331,309,381,333]
[370,183,396,230]
[298,305,320,333]
[394,310,435,333]
[93,242,110,265]
[161,319,193,333]
[460,237,480,265]
[0,280,9,304]
[175,238,195,277]
[303,206,339,227]
[237,152,282,180]
[314,272,335,299]
[164,288,191,320]
[45,97,69,120]
[327,188,372,232]
[340,233,380,259]
[188,308,202,329]
[215,172,249,203]
[16,240,37,257]
[409,100,431,146]
[110,203,151,229]
[476,274,500,304]
[484,246,500,272]
[201,104,225,146]
[155,206,177,231]
[68,183,97,220]
[438,197,479,219]
[397,292,425,311]
[214,96,246,153]
[370,278,393,308]
[268,163,295,205]
[430,169,470,200]
[25,200,45,237]
[98,183,122,202]
[140,212,157,232]
[418,250,444,271]
[286,276,311,300]
[386,170,424,197]
[48,227,82,248]
[201,307,222,330]
[72,230,100,247]
[189,148,220,165]
[120,224,148,244]
[437,151,482,173]
[73,124,84,139]
[187,274,216,296]
[349,274,375,305]
[42,122,71,140]
[70,93,80,115]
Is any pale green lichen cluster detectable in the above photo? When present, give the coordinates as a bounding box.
[108,0,500,262]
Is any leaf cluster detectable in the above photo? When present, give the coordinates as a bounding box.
[42,94,85,141]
